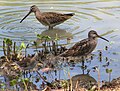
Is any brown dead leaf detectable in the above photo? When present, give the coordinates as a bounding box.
[42,86,51,91]
[41,67,53,72]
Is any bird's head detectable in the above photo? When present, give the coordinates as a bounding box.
[30,5,39,12]
[20,5,39,23]
[88,30,109,42]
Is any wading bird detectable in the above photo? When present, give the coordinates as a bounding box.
[20,5,75,30]
[60,30,109,57]
[60,30,109,74]
[17,53,42,70]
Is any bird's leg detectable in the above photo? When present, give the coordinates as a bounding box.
[23,70,26,78]
[81,56,85,74]
[48,26,53,30]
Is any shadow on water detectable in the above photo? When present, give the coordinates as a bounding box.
[41,28,73,39]
[35,28,73,47]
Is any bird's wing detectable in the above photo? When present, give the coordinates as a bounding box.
[73,39,91,56]
[60,38,91,57]
[42,12,72,24]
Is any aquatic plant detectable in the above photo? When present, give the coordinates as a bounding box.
[3,38,13,59]
[106,68,112,83]
[93,66,100,91]
[18,42,29,57]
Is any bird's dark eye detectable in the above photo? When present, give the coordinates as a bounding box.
[31,5,35,9]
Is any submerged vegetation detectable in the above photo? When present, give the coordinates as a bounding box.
[0,33,119,91]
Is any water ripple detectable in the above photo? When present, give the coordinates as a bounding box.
[0,0,119,44]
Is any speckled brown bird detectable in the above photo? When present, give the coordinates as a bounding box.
[60,30,109,57]
[20,5,75,30]
[17,53,42,70]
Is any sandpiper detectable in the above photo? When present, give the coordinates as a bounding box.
[20,5,75,30]
[60,30,109,57]
[17,53,42,70]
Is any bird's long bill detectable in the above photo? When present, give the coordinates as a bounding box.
[20,10,31,23]
[98,35,109,42]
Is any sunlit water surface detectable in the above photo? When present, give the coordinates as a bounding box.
[0,0,120,89]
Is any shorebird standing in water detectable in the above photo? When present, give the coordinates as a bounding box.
[60,30,109,74]
[60,30,109,57]
[20,5,75,30]
[17,53,42,70]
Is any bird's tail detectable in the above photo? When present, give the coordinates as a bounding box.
[64,13,75,19]
[65,13,75,16]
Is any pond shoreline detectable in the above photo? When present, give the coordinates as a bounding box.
[0,75,120,91]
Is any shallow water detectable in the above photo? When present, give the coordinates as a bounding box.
[0,0,120,89]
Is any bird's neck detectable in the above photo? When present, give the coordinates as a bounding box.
[34,9,42,16]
